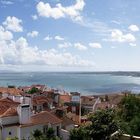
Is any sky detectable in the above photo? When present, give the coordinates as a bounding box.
[0,0,140,71]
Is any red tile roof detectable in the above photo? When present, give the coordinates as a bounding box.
[32,96,53,105]
[0,107,18,118]
[0,87,22,96]
[31,85,46,91]
[31,111,62,125]
[0,98,20,116]
[59,94,71,103]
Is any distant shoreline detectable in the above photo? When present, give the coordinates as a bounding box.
[1,71,140,77]
[0,72,140,95]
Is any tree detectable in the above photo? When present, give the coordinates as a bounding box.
[28,87,40,94]
[70,126,90,140]
[6,137,18,140]
[31,129,45,140]
[117,94,140,136]
[88,109,119,140]
[70,109,118,140]
[46,127,55,139]
[31,128,61,140]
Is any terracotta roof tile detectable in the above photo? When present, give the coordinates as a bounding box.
[0,98,20,115]
[59,94,71,103]
[0,87,22,96]
[32,96,53,105]
[31,111,62,125]
[62,116,75,127]
[0,107,18,117]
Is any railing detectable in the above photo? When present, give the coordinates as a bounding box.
[110,131,140,140]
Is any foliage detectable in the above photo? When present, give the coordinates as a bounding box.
[70,126,90,140]
[46,127,55,139]
[117,94,140,136]
[31,128,60,140]
[28,87,40,94]
[6,137,19,140]
[31,129,46,140]
[81,106,87,116]
[70,109,119,140]
[88,109,119,140]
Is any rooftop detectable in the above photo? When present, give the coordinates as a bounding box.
[0,98,20,116]
[32,96,53,105]
[0,87,22,96]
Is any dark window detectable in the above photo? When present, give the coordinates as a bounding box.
[89,99,92,101]
[43,125,48,134]
[33,106,37,110]
[9,132,12,135]
[57,126,60,136]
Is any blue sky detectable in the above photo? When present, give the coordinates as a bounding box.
[0,0,140,71]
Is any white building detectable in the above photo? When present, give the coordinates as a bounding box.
[0,97,62,140]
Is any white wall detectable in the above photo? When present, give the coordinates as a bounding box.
[2,124,43,140]
[2,126,18,140]
[52,124,61,136]
[20,123,61,140]
[54,95,59,103]
[17,104,31,124]
[60,129,70,140]
[1,123,62,140]
[0,116,19,125]
[65,124,74,131]
[19,124,43,140]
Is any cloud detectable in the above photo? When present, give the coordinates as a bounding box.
[27,31,39,38]
[44,35,64,41]
[111,46,116,49]
[58,42,87,51]
[55,35,64,41]
[129,43,136,47]
[3,16,23,32]
[31,15,38,20]
[111,20,121,25]
[44,35,53,41]
[58,42,72,48]
[128,25,139,32]
[0,26,13,41]
[0,34,93,67]
[111,29,136,43]
[89,43,102,48]
[36,0,85,21]
[74,43,87,50]
[1,0,13,5]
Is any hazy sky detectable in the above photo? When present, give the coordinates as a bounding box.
[0,0,140,71]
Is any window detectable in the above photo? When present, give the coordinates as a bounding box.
[33,106,37,111]
[57,126,60,136]
[9,132,12,135]
[43,125,48,134]
[39,105,42,111]
[72,106,76,113]
[89,98,92,101]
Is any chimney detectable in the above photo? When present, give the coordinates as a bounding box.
[17,104,31,124]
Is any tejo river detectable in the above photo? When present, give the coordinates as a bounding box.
[0,72,140,95]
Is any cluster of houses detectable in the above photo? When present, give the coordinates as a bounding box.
[0,84,124,140]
